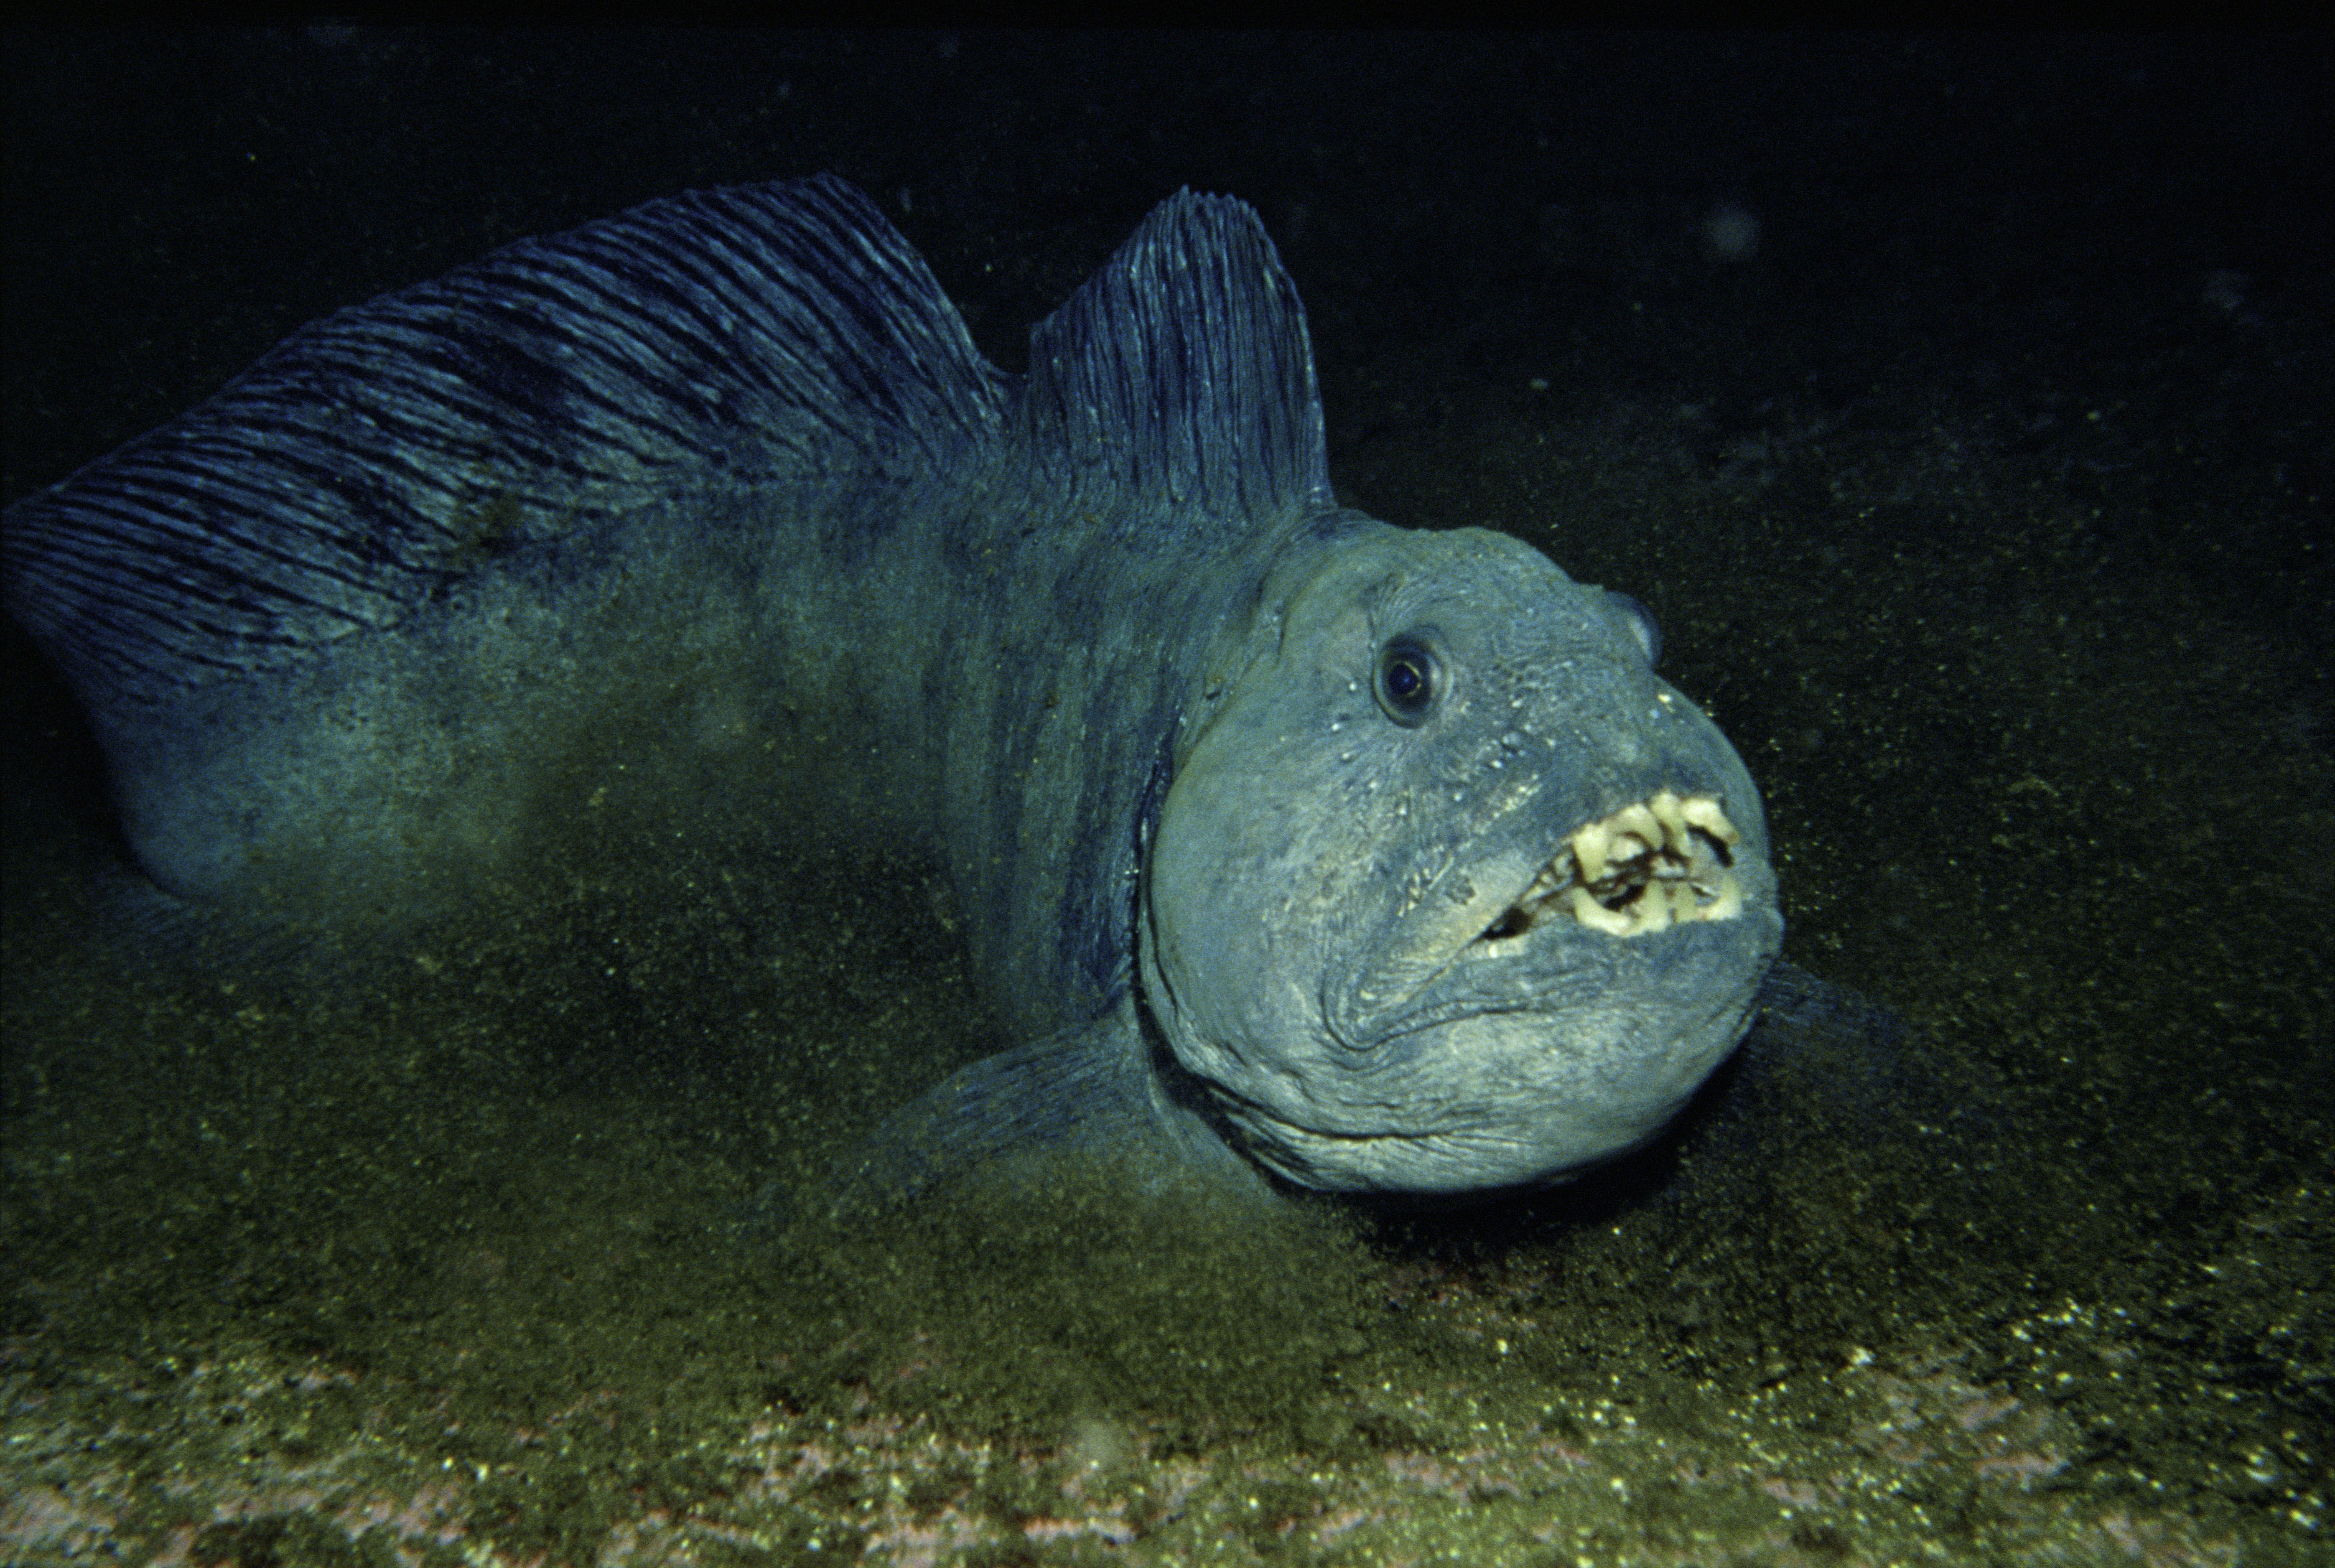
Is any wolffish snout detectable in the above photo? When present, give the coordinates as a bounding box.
[1481,790,1746,942]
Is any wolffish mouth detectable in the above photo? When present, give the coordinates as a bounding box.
[1479,790,1745,942]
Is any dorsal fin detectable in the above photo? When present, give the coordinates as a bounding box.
[1006,190,1333,530]
[2,174,1005,712]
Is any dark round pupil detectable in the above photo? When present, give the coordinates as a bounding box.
[1376,636,1440,726]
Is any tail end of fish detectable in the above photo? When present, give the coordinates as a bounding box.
[3,174,1006,914]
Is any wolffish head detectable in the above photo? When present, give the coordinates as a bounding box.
[1140,518,1783,1196]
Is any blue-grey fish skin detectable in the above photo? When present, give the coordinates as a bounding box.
[4,176,1006,916]
[3,174,1790,1201]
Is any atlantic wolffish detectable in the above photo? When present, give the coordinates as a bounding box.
[4,174,1809,1201]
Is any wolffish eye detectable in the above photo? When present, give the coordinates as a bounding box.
[1375,634,1442,727]
[1606,589,1661,666]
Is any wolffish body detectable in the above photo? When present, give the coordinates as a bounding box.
[4,174,1803,1201]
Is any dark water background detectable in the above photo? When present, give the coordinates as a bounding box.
[5,29,2328,1566]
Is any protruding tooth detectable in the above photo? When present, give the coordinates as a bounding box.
[1614,803,1661,848]
[1569,885,1636,936]
[1572,823,1609,884]
[1637,885,1675,933]
[1650,789,1691,853]
[1680,795,1741,847]
[1559,794,1750,934]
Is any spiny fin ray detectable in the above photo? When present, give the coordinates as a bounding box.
[1007,189,1334,533]
[3,174,1006,711]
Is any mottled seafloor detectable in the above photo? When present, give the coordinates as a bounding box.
[3,31,2327,1568]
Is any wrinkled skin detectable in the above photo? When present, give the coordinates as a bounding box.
[0,173,1792,1207]
[1141,520,1781,1195]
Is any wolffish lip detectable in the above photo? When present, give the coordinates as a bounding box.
[1478,789,1745,942]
